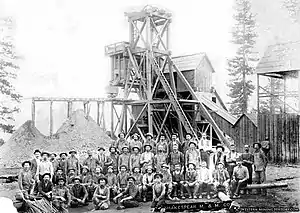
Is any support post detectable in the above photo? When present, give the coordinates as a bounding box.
[283,77,286,113]
[102,102,106,130]
[67,101,72,118]
[50,101,53,136]
[97,102,100,125]
[32,100,35,127]
[146,16,153,134]
[257,74,260,142]
[124,104,128,133]
[111,102,114,137]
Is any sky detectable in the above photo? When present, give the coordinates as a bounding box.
[0,0,299,138]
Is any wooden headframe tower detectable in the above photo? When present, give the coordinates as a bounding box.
[105,5,230,147]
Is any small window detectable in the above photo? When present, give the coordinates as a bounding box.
[212,97,217,103]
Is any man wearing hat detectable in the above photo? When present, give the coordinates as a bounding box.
[129,146,141,172]
[140,144,154,173]
[83,150,100,175]
[37,173,53,201]
[213,144,226,169]
[253,142,268,195]
[53,167,67,186]
[151,173,166,212]
[156,134,169,155]
[58,152,68,175]
[98,147,107,171]
[144,132,156,154]
[184,163,199,199]
[113,176,139,210]
[105,146,119,174]
[182,133,193,155]
[226,144,238,179]
[92,167,105,184]
[69,176,88,207]
[50,153,59,174]
[67,168,76,185]
[30,149,41,177]
[80,166,92,184]
[154,144,168,173]
[67,149,80,176]
[92,177,110,210]
[116,165,130,193]
[130,133,143,152]
[118,146,131,171]
[36,152,54,182]
[169,132,182,153]
[161,163,173,200]
[185,141,200,169]
[18,161,35,199]
[52,177,71,213]
[197,162,214,199]
[115,132,130,153]
[106,165,118,198]
[231,157,249,198]
[240,145,254,191]
[142,166,155,202]
[212,162,230,197]
[169,143,184,173]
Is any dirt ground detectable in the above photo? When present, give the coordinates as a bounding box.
[0,164,299,213]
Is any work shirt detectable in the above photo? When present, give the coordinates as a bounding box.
[213,152,226,167]
[212,169,230,185]
[227,151,238,164]
[67,175,75,185]
[169,151,184,170]
[161,170,172,184]
[132,173,143,185]
[140,151,154,169]
[253,150,267,172]
[30,158,40,176]
[123,184,138,200]
[92,173,105,184]
[83,157,100,173]
[233,165,249,180]
[116,172,129,188]
[115,138,130,153]
[129,153,141,171]
[53,173,67,185]
[80,174,92,184]
[38,180,53,196]
[142,173,154,185]
[185,149,200,168]
[143,139,156,153]
[199,150,210,168]
[97,153,106,169]
[58,158,68,175]
[197,167,211,183]
[105,153,119,172]
[156,140,169,154]
[50,159,59,173]
[185,170,198,183]
[154,152,168,172]
[52,186,71,204]
[36,160,54,178]
[240,152,254,167]
[129,140,143,152]
[66,157,80,175]
[105,173,117,187]
[94,186,109,201]
[70,184,88,200]
[182,140,192,154]
[153,183,165,198]
[172,171,184,182]
[169,139,182,153]
[18,170,34,190]
[118,153,130,169]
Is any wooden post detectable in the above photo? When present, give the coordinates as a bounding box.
[67,101,72,118]
[257,74,260,142]
[283,77,286,113]
[298,71,300,163]
[146,17,153,134]
[31,100,35,127]
[124,104,128,133]
[111,102,114,136]
[50,101,53,136]
[102,102,106,130]
[97,102,100,125]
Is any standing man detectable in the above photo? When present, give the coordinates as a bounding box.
[67,149,80,176]
[231,158,249,198]
[154,145,168,173]
[185,141,200,170]
[105,146,119,174]
[69,176,88,207]
[161,164,173,200]
[115,132,129,153]
[140,144,154,173]
[240,144,254,193]
[129,146,141,172]
[168,143,184,172]
[129,133,143,152]
[118,146,131,171]
[144,133,156,154]
[36,152,54,181]
[169,133,182,153]
[226,144,238,180]
[30,149,41,177]
[253,142,268,195]
[212,144,226,169]
[83,150,100,175]
[156,134,169,155]
[113,176,140,210]
[58,152,68,175]
[197,162,214,199]
[52,177,71,213]
[97,147,106,171]
[18,161,35,199]
[182,133,193,155]
[50,153,59,173]
[37,173,53,201]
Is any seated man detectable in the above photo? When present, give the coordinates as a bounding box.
[231,158,249,198]
[66,169,76,185]
[197,162,214,199]
[92,167,105,184]
[184,163,199,199]
[212,162,230,196]
[106,166,118,199]
[52,177,71,213]
[132,167,143,200]
[142,166,155,202]
[69,176,88,207]
[92,177,110,210]
[151,173,166,212]
[37,173,53,201]
[113,176,139,210]
[18,161,35,199]
[86,178,97,202]
[80,166,92,184]
[161,164,173,200]
[116,165,129,193]
[53,167,67,186]
[171,164,185,200]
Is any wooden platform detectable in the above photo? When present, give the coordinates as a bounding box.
[164,198,232,212]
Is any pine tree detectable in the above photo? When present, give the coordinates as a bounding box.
[227,0,258,116]
[0,17,21,133]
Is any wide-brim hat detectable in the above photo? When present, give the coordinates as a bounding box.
[69,149,77,154]
[42,173,51,179]
[98,177,108,184]
[122,146,129,151]
[188,141,197,147]
[118,132,126,138]
[244,144,249,148]
[68,168,75,172]
[132,166,140,172]
[146,166,153,171]
[57,177,66,183]
[120,165,128,170]
[154,173,163,179]
[82,166,89,171]
[144,144,153,150]
[185,132,193,138]
[132,146,140,151]
[159,133,166,138]
[187,162,196,169]
[145,132,153,138]
[51,153,57,157]
[22,160,31,167]
[253,142,262,149]
[161,163,169,169]
[41,152,50,157]
[72,176,81,182]
[34,149,41,154]
[217,162,225,167]
[98,147,105,151]
[59,152,68,157]
[107,165,114,170]
[216,144,225,151]
[127,176,136,182]
[109,146,117,152]
[171,132,178,137]
[132,133,140,138]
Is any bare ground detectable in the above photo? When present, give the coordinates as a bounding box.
[0,164,299,213]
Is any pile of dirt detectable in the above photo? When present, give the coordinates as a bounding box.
[0,109,111,169]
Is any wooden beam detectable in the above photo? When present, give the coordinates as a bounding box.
[111,102,114,136]
[157,104,172,140]
[31,100,35,127]
[257,75,260,141]
[50,101,53,136]
[67,101,72,118]
[97,102,100,125]
[125,104,147,139]
[245,182,288,189]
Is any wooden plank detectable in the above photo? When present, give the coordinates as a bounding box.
[273,115,277,162]
[31,100,35,127]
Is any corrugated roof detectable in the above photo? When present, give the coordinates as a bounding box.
[195,93,237,125]
[256,40,300,74]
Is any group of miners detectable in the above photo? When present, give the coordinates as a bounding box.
[17,131,268,212]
